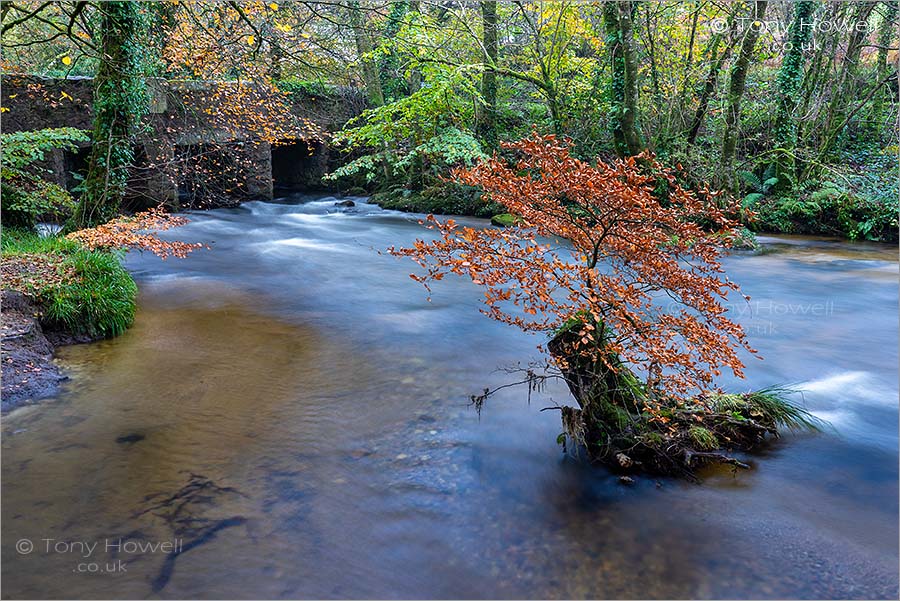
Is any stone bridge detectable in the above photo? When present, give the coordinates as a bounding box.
[1,75,364,208]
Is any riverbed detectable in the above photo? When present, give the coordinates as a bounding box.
[2,195,897,599]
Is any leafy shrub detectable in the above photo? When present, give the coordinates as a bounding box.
[739,164,779,210]
[752,176,898,242]
[0,128,90,227]
[325,64,485,188]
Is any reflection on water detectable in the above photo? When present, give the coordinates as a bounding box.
[2,195,898,599]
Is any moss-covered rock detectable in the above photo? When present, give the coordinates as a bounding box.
[490,213,522,227]
[370,182,504,217]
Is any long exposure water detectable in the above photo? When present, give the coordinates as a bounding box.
[2,194,897,599]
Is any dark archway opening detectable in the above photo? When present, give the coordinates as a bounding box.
[63,146,91,192]
[271,140,327,190]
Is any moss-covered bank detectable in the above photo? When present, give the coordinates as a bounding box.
[369,183,504,218]
[2,229,137,338]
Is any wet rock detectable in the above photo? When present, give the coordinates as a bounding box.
[618,475,635,485]
[615,453,634,469]
[348,448,374,460]
[334,200,355,207]
[116,433,146,445]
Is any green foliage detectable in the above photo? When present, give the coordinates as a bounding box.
[752,171,898,242]
[326,62,486,188]
[710,388,825,433]
[687,426,718,451]
[489,213,522,227]
[2,229,137,338]
[276,78,337,99]
[739,164,779,209]
[1,128,90,228]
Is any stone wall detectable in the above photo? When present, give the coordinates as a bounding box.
[0,75,363,207]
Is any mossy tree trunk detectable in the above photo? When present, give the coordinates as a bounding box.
[686,25,735,146]
[872,1,899,121]
[719,1,767,190]
[477,0,499,151]
[407,0,422,93]
[69,2,148,229]
[772,0,816,191]
[349,1,385,108]
[546,320,822,477]
[603,1,645,157]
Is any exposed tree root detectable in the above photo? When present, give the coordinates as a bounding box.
[472,324,825,479]
[544,326,824,477]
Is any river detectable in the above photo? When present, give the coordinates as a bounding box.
[2,194,898,599]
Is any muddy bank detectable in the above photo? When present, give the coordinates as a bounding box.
[0,290,94,412]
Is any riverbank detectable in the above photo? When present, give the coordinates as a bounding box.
[1,229,138,410]
[1,290,68,411]
[0,288,115,412]
[366,180,899,243]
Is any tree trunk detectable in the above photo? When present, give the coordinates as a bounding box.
[772,0,816,190]
[686,26,735,145]
[603,1,645,157]
[795,1,843,149]
[70,1,147,229]
[407,0,422,93]
[477,0,499,151]
[349,1,384,108]
[873,0,899,120]
[348,1,390,182]
[719,0,767,190]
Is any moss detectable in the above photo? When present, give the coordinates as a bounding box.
[729,227,759,250]
[371,182,504,217]
[1,228,136,338]
[688,426,719,450]
[546,327,826,476]
[490,213,522,227]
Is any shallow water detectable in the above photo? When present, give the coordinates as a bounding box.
[3,194,898,599]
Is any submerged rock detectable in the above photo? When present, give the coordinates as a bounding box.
[334,200,356,207]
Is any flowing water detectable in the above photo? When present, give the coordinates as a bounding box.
[3,195,898,599]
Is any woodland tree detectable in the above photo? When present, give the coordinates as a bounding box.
[719,1,768,190]
[69,1,148,229]
[391,134,821,475]
[603,1,645,156]
[772,0,816,189]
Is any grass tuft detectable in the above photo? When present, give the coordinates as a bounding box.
[742,386,828,433]
[2,228,137,338]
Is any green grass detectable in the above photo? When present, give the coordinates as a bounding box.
[711,386,827,433]
[2,228,137,338]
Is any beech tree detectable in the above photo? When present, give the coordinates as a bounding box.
[392,134,821,475]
